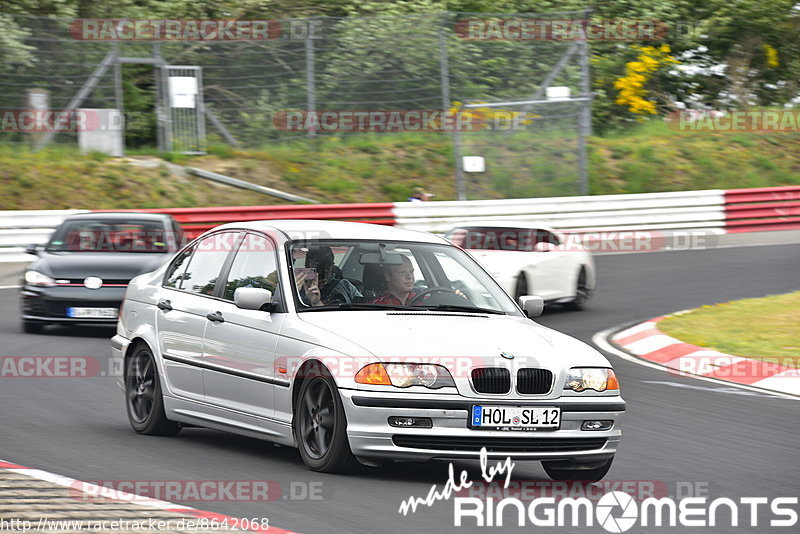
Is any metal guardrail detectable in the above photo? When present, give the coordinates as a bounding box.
[2,187,797,262]
[392,190,727,233]
[96,204,397,239]
[0,210,89,263]
[185,168,320,204]
[724,186,800,233]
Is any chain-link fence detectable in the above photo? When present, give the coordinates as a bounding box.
[0,11,591,199]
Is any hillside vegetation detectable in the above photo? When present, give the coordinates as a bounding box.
[1,123,798,210]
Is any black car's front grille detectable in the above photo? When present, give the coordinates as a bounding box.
[60,278,130,286]
[23,298,121,318]
[471,368,511,394]
[517,369,553,394]
[392,435,607,453]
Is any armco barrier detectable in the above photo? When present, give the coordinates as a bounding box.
[0,209,89,262]
[2,187,798,262]
[95,204,396,239]
[392,190,727,234]
[724,186,800,233]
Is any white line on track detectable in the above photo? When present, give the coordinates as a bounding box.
[592,325,800,402]
[0,285,20,289]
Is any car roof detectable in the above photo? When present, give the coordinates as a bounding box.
[210,220,448,244]
[447,221,558,232]
[64,212,174,222]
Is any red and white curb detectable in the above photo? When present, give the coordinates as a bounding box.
[609,316,800,397]
[0,459,298,534]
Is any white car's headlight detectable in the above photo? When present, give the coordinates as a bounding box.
[25,270,56,287]
[355,363,456,389]
[565,368,619,392]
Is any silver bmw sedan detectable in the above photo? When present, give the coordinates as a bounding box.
[111,220,624,480]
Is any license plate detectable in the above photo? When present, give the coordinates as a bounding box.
[67,307,118,319]
[470,405,560,430]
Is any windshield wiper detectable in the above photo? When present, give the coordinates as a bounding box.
[419,304,507,315]
[302,302,417,311]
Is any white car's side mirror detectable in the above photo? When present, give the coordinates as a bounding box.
[234,287,273,311]
[534,242,555,253]
[519,295,544,318]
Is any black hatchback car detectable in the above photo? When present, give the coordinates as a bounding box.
[20,213,185,333]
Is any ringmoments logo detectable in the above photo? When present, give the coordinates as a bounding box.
[398,449,799,530]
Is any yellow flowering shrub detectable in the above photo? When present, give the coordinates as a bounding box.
[613,45,678,115]
[763,44,779,68]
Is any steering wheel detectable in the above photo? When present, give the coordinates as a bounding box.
[407,286,459,306]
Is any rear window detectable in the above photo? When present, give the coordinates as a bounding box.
[46,219,177,253]
[446,227,559,251]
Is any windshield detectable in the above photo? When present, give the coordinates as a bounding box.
[46,219,177,253]
[289,240,521,315]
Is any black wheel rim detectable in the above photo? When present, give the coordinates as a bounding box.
[127,351,156,424]
[299,379,335,459]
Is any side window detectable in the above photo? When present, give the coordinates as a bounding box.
[533,230,560,246]
[222,233,280,301]
[182,232,240,296]
[164,246,194,288]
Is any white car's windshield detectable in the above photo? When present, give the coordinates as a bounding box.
[289,240,521,315]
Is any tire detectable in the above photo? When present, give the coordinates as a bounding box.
[542,457,613,482]
[514,272,529,301]
[125,344,181,436]
[22,320,44,334]
[565,267,591,311]
[295,368,359,474]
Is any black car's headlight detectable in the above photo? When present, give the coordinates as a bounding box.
[24,270,56,287]
[355,363,456,389]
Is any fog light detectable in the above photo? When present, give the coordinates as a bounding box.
[388,416,432,428]
[581,420,613,431]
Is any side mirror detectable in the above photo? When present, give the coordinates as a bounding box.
[234,287,273,311]
[519,295,544,318]
[25,244,40,256]
[534,242,555,253]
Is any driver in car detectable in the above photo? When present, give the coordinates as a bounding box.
[372,255,470,306]
[371,255,417,306]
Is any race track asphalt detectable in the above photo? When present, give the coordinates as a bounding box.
[1,242,798,533]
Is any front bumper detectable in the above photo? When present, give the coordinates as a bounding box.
[20,285,126,324]
[340,389,623,462]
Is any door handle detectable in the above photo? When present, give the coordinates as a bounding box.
[206,311,225,323]
[157,299,172,311]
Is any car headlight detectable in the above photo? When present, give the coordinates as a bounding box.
[24,270,56,287]
[565,368,619,392]
[355,363,456,389]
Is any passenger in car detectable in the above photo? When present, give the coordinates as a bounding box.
[304,245,362,305]
[295,269,323,307]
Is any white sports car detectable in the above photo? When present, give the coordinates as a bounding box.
[444,223,596,309]
[112,220,621,479]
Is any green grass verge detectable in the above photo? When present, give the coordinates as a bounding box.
[1,120,799,209]
[658,291,800,367]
